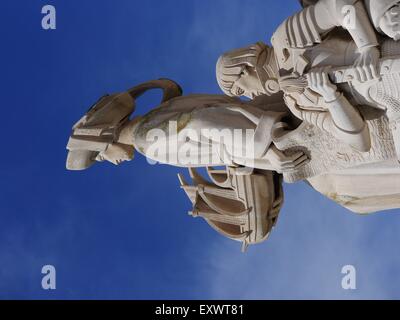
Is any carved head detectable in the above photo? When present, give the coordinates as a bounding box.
[66,93,136,170]
[216,42,279,99]
[66,79,183,170]
[379,4,400,40]
[366,0,400,39]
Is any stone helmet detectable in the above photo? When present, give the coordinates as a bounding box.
[216,42,279,97]
[66,92,135,170]
[66,79,183,170]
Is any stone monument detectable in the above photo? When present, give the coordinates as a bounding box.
[66,0,400,250]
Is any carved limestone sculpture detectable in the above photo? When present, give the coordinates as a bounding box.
[216,0,400,215]
[66,0,400,250]
[66,79,292,251]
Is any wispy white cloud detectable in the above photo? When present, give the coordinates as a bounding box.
[198,183,400,299]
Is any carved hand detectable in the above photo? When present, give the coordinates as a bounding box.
[306,68,339,103]
[353,46,380,82]
[265,145,308,173]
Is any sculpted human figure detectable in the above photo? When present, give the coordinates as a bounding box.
[277,0,381,81]
[217,40,400,213]
[66,79,307,172]
[300,0,400,41]
[217,42,371,153]
[218,1,400,110]
[216,0,400,156]
[65,1,400,250]
[66,79,309,249]
[216,18,400,213]
[299,0,400,42]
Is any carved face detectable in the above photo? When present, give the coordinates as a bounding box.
[379,5,400,40]
[95,143,134,165]
[230,66,266,99]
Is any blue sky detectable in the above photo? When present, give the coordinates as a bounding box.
[1,0,400,299]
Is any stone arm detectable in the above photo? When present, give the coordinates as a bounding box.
[284,91,371,152]
[296,95,371,152]
[223,106,309,172]
[130,100,309,172]
[273,0,378,50]
[314,0,378,49]
[272,0,380,79]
